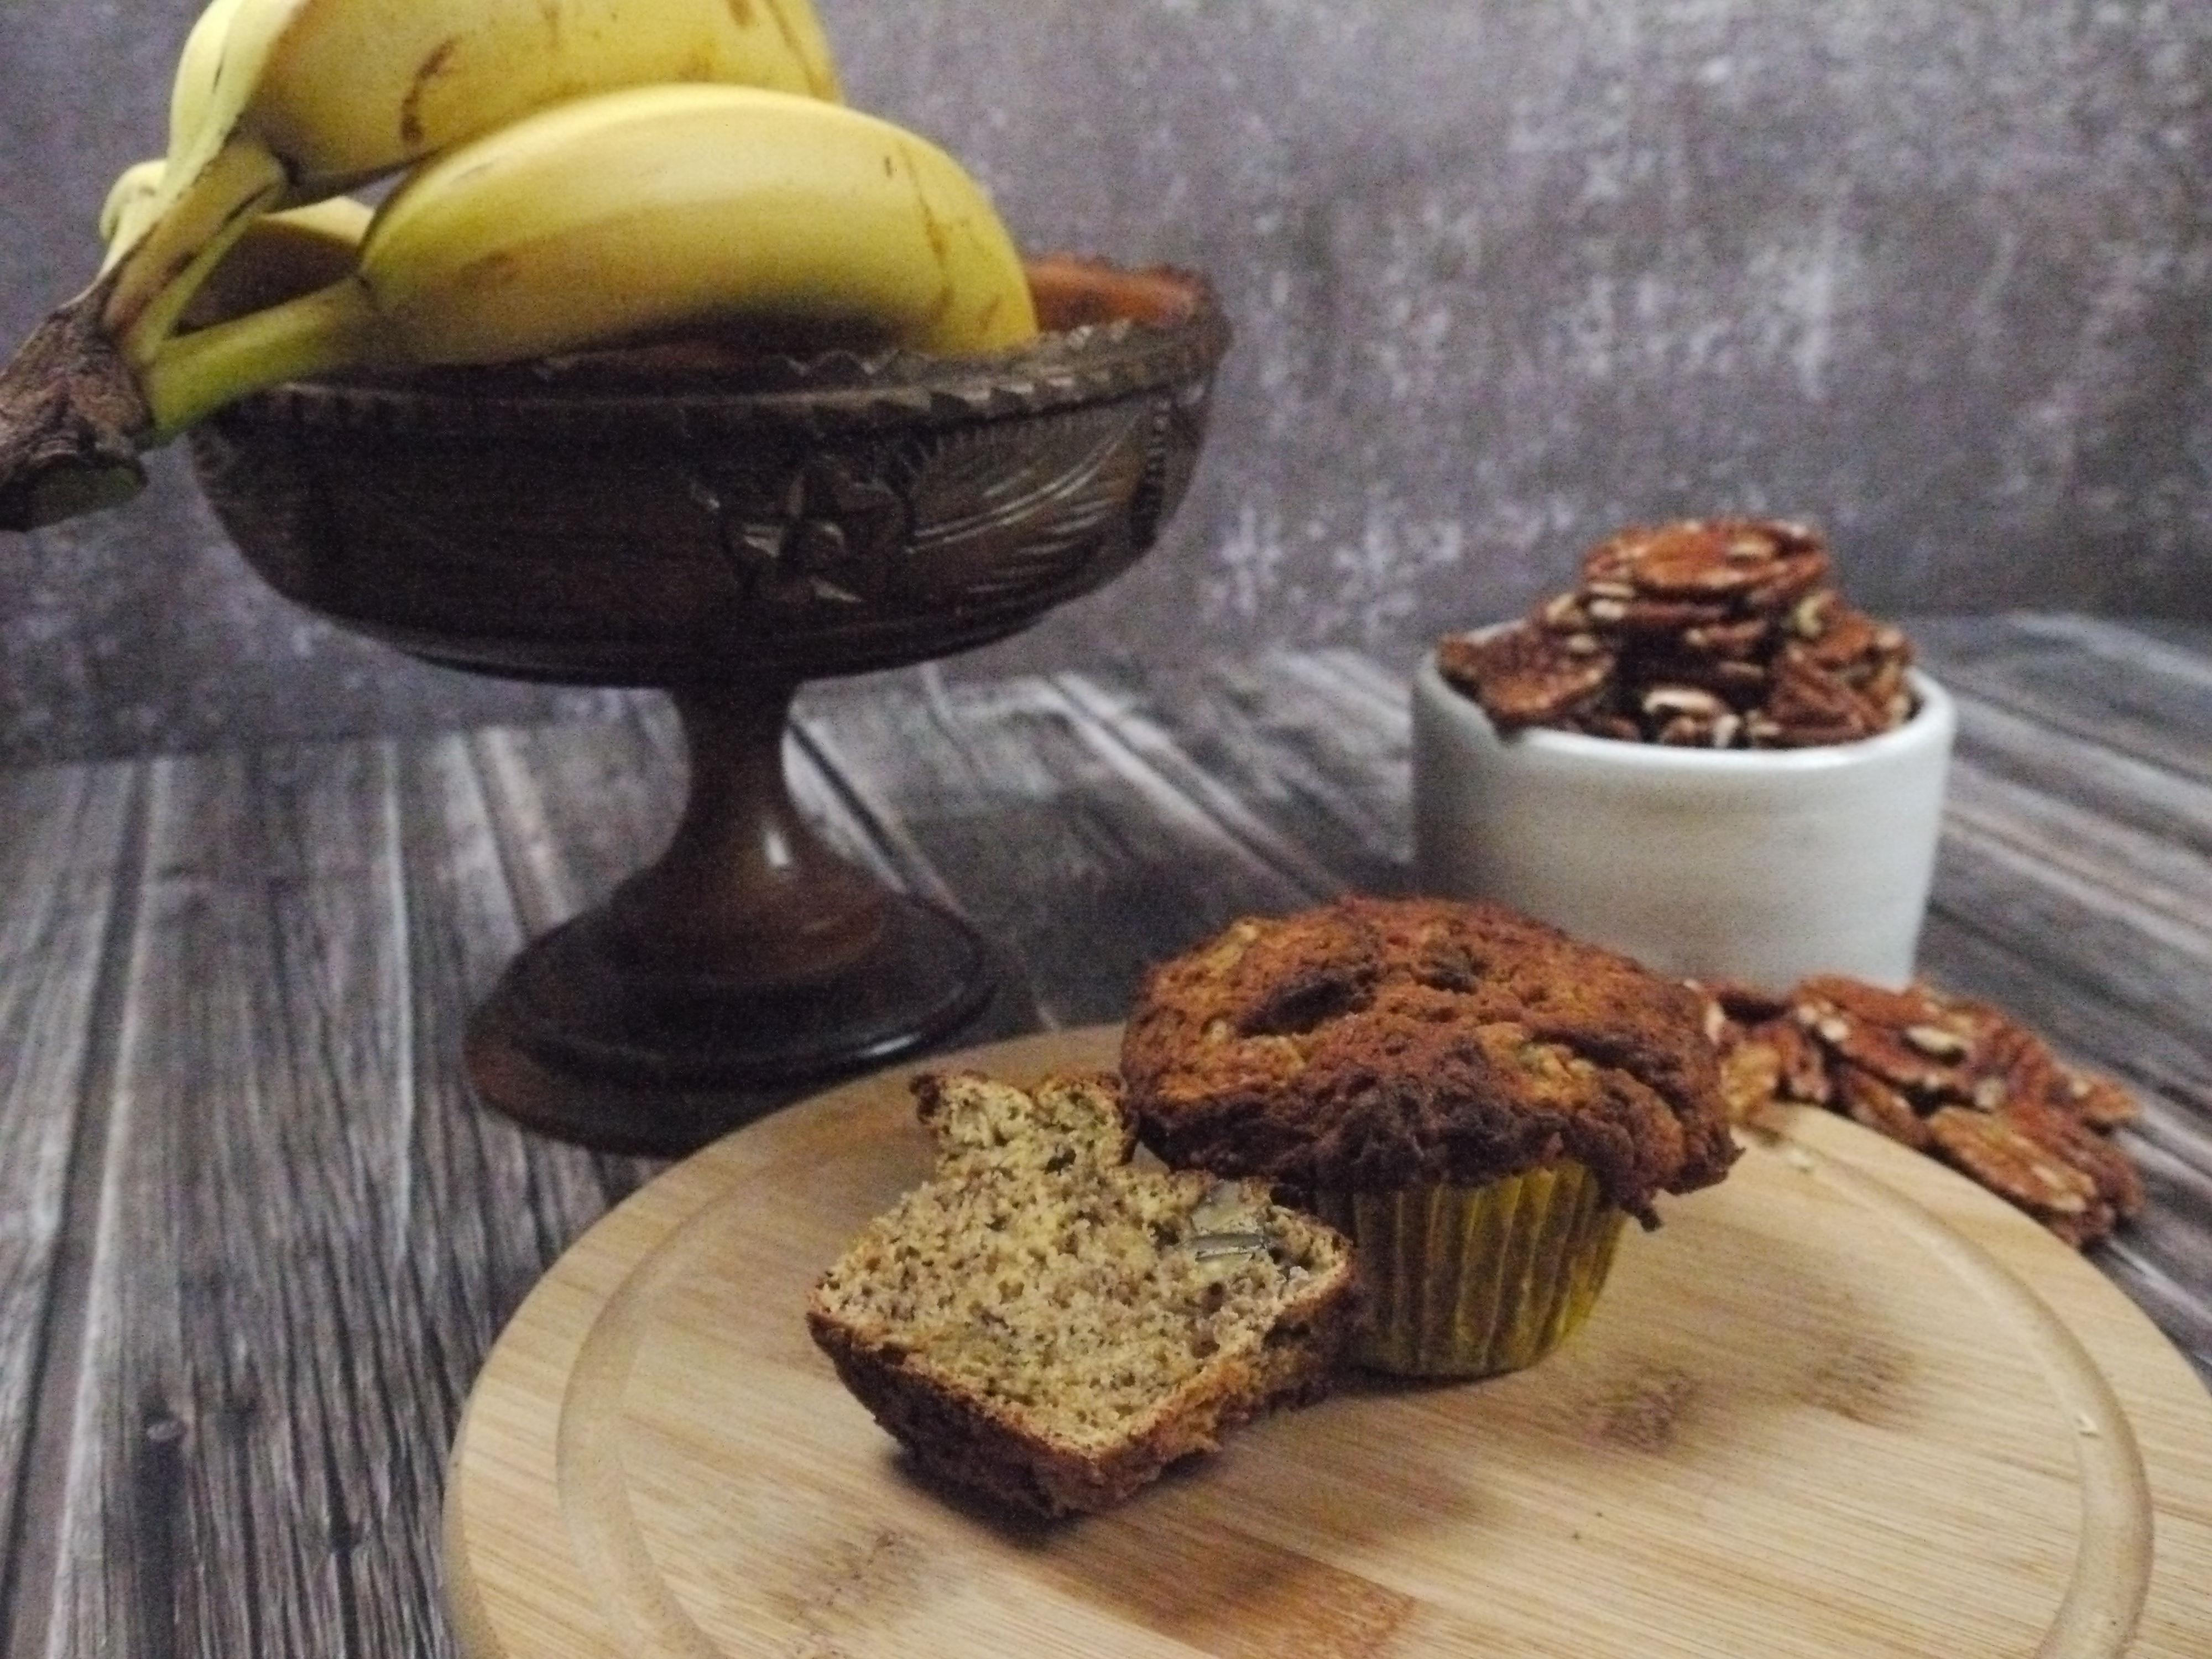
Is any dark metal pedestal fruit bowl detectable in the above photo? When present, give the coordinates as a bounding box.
[189,259,1230,1155]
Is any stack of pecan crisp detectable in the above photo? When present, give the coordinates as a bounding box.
[1437,518,1916,746]
[1697,976,2145,1247]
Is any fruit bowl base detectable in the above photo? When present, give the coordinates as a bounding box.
[464,894,993,1157]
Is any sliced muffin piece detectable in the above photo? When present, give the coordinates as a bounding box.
[807,1071,1358,1517]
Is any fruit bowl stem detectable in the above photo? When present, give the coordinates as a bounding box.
[464,679,992,1155]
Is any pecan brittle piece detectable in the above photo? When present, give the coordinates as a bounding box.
[1692,971,2145,1248]
[1796,975,1949,1031]
[1762,1016,1835,1105]
[1679,614,1772,659]
[1764,650,1881,747]
[1837,1065,1933,1151]
[2060,1067,2140,1131]
[1624,650,1771,702]
[1438,516,1911,747]
[1437,625,1613,731]
[1969,1017,2067,1114]
[1718,1013,1833,1107]
[1797,603,1890,672]
[1926,1107,2107,1243]
[1585,519,1828,601]
[1793,979,1976,1098]
[2001,1098,2145,1223]
[1585,593,1738,635]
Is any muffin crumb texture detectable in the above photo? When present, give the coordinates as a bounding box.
[807,1071,1358,1517]
[1122,896,1738,1225]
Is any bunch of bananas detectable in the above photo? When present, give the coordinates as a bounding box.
[0,0,1040,529]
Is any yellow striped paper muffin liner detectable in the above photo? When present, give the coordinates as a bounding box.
[1313,1161,1626,1378]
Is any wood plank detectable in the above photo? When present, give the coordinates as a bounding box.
[2120,619,2212,655]
[1943,686,2212,869]
[1912,615,2212,786]
[1075,650,1415,901]
[795,666,1326,1031]
[32,742,419,1655]
[399,726,669,1300]
[0,760,138,1659]
[1910,633,2212,1119]
[461,700,682,941]
[23,736,663,1657]
[1931,756,2212,1056]
[3,626,2205,1658]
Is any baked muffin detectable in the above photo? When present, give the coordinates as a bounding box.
[808,1072,1360,1515]
[1121,895,1736,1376]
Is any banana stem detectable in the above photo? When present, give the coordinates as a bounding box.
[140,276,380,439]
[0,272,150,530]
[124,191,282,362]
[105,138,290,355]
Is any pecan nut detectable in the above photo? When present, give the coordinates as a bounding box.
[1437,625,1613,731]
[1927,1107,2109,1244]
[1837,1065,1933,1151]
[1439,517,1916,748]
[1699,972,2144,1248]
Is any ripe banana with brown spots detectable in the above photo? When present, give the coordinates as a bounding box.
[1,0,843,527]
[106,0,843,357]
[141,86,1039,436]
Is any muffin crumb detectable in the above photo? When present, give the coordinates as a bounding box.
[808,1071,1359,1516]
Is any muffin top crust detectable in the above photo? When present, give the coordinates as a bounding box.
[1120,895,1737,1223]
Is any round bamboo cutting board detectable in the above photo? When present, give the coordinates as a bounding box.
[445,1026,2212,1659]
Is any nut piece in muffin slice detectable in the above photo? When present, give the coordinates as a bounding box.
[1121,896,1739,1226]
[807,1071,1359,1518]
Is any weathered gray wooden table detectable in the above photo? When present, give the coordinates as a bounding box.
[0,613,2205,1655]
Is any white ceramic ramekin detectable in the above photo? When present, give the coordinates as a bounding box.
[1411,646,1956,991]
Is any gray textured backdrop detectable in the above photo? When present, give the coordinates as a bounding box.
[1,0,2207,765]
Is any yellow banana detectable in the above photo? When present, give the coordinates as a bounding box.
[143,87,1037,437]
[164,0,246,160]
[100,0,246,266]
[105,0,843,359]
[100,161,168,254]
